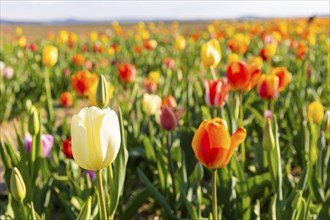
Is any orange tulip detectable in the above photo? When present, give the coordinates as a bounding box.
[270,67,292,92]
[257,74,279,99]
[70,70,98,96]
[227,61,261,92]
[72,54,85,66]
[118,64,137,83]
[162,96,177,108]
[192,118,246,169]
[59,92,73,107]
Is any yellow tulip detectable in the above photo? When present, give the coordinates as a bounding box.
[307,101,324,124]
[42,45,58,67]
[57,30,69,45]
[90,31,98,42]
[142,93,162,116]
[201,39,222,69]
[148,71,160,84]
[88,78,114,107]
[71,107,121,171]
[175,35,186,51]
[17,36,26,48]
[15,27,23,35]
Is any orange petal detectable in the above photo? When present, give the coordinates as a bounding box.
[205,121,231,150]
[223,127,247,166]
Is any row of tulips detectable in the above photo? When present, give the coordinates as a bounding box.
[1,18,329,219]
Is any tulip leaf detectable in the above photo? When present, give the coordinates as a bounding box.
[109,108,129,218]
[121,188,150,220]
[137,168,175,217]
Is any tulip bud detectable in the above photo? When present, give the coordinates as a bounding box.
[77,196,92,220]
[159,106,184,131]
[28,106,40,135]
[262,117,275,151]
[307,101,324,125]
[10,167,26,202]
[96,75,109,108]
[194,162,204,182]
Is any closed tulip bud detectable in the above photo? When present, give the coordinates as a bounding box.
[262,110,275,151]
[201,39,222,69]
[307,101,324,125]
[96,75,109,108]
[194,162,204,182]
[42,45,58,67]
[28,106,40,135]
[257,74,279,99]
[159,106,184,131]
[77,196,92,220]
[142,93,162,116]
[192,118,246,169]
[10,167,26,202]
[71,107,121,171]
[204,78,230,107]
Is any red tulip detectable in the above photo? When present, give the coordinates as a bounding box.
[62,137,73,159]
[257,74,279,99]
[204,78,230,107]
[227,61,261,92]
[118,64,137,83]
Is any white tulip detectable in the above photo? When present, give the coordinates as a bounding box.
[71,107,121,171]
[142,93,162,116]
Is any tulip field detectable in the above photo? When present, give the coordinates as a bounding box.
[0,18,329,220]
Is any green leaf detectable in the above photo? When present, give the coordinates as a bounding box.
[137,168,174,217]
[121,188,150,220]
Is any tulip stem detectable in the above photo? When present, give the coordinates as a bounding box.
[44,67,55,122]
[210,67,217,80]
[97,170,107,220]
[167,131,176,200]
[238,93,246,167]
[212,169,218,220]
[20,201,26,219]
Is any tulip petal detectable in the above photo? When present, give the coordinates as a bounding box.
[85,111,105,171]
[71,115,91,170]
[205,121,231,149]
[99,108,121,169]
[223,128,247,166]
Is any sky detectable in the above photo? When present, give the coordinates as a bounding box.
[1,0,329,22]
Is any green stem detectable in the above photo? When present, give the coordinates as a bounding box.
[212,169,218,220]
[167,132,176,199]
[97,170,108,220]
[238,93,245,167]
[44,67,54,122]
[20,201,26,219]
[210,67,217,80]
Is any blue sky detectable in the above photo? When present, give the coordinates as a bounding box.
[1,1,329,21]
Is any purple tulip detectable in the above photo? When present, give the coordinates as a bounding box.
[25,134,54,158]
